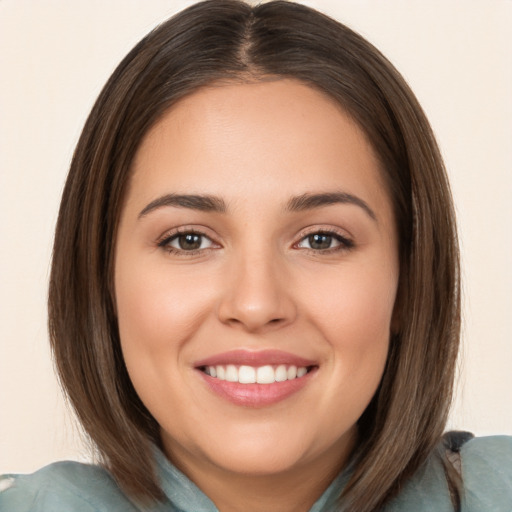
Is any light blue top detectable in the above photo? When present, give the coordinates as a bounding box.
[1,436,511,511]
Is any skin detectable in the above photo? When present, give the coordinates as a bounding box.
[115,79,400,512]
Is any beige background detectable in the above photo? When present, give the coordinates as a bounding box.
[1,0,511,473]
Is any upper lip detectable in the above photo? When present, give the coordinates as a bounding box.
[194,349,317,368]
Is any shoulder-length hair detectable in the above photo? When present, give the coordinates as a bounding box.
[48,1,460,510]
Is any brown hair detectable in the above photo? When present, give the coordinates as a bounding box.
[48,1,460,510]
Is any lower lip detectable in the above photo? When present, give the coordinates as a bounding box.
[198,369,316,407]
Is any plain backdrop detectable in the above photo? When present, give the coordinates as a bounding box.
[1,0,511,473]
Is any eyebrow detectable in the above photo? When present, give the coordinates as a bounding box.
[138,191,376,221]
[286,192,377,221]
[138,194,227,218]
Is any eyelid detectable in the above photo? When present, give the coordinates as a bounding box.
[156,226,221,254]
[293,226,354,251]
[154,224,354,256]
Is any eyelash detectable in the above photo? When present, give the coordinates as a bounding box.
[295,229,354,254]
[157,228,216,256]
[157,227,354,256]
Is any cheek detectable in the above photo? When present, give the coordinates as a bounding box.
[311,266,397,348]
[115,259,215,364]
[114,260,220,419]
[305,259,397,397]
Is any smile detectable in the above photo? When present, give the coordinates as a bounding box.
[200,364,311,384]
[194,350,318,407]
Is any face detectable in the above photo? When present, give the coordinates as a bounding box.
[115,79,399,483]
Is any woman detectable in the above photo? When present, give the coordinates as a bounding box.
[1,1,510,511]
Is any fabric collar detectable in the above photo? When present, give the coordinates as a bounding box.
[152,447,354,512]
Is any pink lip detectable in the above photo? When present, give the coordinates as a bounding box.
[194,349,317,368]
[194,349,318,408]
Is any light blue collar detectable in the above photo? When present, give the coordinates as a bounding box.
[152,447,353,512]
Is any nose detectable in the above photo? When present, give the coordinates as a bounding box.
[216,250,297,333]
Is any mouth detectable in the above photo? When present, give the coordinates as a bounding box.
[198,364,315,384]
[194,350,318,407]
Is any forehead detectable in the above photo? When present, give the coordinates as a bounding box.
[127,79,391,217]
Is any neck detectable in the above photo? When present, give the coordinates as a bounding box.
[205,469,335,512]
[164,430,357,512]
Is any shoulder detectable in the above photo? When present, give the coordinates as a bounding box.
[460,435,512,511]
[459,434,512,465]
[384,435,512,512]
[0,461,139,512]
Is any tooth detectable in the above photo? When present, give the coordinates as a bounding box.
[256,365,275,384]
[225,365,238,382]
[275,365,288,382]
[207,364,309,383]
[238,365,256,384]
[287,365,297,380]
[297,367,307,377]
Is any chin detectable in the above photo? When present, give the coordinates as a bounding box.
[205,441,312,477]
[190,420,355,478]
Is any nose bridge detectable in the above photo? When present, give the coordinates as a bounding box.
[217,243,296,332]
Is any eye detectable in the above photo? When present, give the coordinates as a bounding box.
[296,231,353,251]
[158,231,215,253]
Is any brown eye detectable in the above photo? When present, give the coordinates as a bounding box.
[297,231,353,251]
[177,233,202,250]
[161,232,215,252]
[308,233,333,250]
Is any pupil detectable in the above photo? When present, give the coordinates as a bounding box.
[179,233,201,250]
[309,233,332,250]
